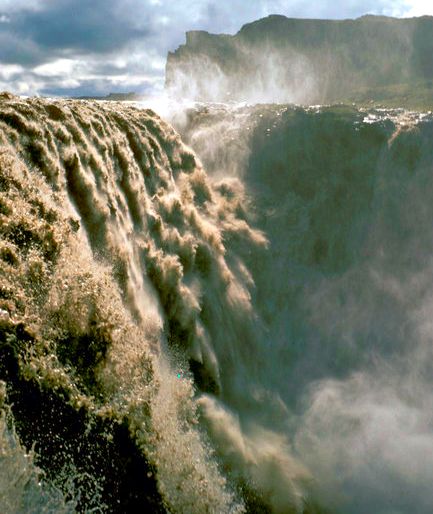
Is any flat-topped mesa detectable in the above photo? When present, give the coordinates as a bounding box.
[165,14,433,105]
[185,30,211,46]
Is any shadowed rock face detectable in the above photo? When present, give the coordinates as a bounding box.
[165,15,433,104]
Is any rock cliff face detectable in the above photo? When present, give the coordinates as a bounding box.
[165,15,433,104]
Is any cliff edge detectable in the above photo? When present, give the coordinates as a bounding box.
[165,15,433,106]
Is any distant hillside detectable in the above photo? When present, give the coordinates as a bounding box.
[165,15,433,107]
[74,92,142,101]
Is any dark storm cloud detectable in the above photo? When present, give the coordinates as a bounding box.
[4,0,149,57]
[0,30,45,65]
[16,0,148,53]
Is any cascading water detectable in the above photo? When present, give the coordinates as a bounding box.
[0,95,252,513]
[1,92,433,514]
[166,103,433,514]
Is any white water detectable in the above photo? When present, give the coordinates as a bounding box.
[1,95,433,513]
[145,99,433,513]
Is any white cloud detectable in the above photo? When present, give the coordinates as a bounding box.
[401,0,433,16]
[0,0,43,13]
[33,58,80,77]
[0,64,23,80]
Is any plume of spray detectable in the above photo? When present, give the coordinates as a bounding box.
[145,97,433,513]
[165,17,423,106]
[166,45,319,104]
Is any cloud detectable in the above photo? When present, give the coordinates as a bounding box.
[402,0,433,16]
[0,0,160,95]
[8,0,150,55]
[261,0,408,19]
[295,368,433,513]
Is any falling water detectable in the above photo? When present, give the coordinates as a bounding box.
[1,94,433,513]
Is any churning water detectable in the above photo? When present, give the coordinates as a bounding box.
[1,93,433,513]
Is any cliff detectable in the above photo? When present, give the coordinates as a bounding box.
[165,15,433,105]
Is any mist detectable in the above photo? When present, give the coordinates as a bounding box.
[165,16,426,105]
[156,102,433,513]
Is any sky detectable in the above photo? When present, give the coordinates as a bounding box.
[0,0,432,97]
